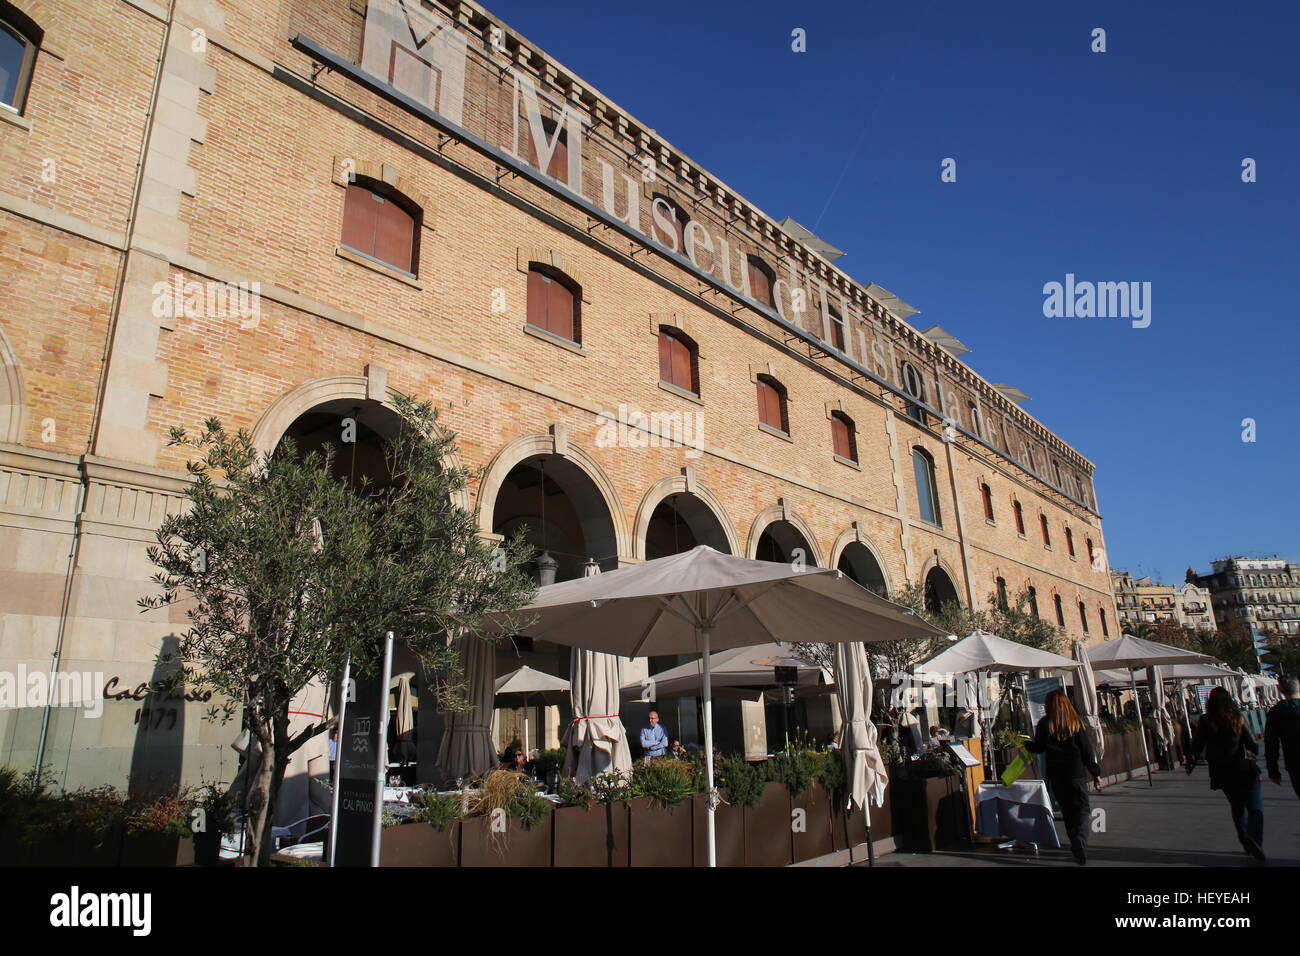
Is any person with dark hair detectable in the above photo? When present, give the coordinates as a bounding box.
[1188,686,1264,862]
[1265,675,1300,800]
[1025,689,1101,865]
[502,746,535,777]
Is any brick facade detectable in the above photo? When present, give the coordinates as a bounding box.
[0,0,1118,793]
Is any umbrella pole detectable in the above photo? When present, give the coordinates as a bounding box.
[702,624,716,868]
[1130,669,1152,787]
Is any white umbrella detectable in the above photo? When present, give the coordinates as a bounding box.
[1086,635,1213,787]
[917,629,1080,779]
[1072,640,1105,761]
[494,665,570,755]
[481,545,945,866]
[437,635,497,780]
[833,641,887,864]
[620,641,828,700]
[561,560,632,783]
[1147,665,1174,765]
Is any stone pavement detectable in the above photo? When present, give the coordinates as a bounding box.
[865,768,1300,867]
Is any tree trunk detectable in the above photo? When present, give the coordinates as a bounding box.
[242,722,276,867]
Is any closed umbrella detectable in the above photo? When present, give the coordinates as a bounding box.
[1072,640,1105,762]
[436,634,497,780]
[833,641,887,864]
[1147,666,1173,765]
[561,559,632,783]
[1086,635,1213,787]
[620,641,828,700]
[480,545,945,866]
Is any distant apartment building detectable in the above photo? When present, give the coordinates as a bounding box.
[1193,558,1300,636]
[1111,571,1216,633]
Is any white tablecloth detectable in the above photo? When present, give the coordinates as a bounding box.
[976,781,1059,847]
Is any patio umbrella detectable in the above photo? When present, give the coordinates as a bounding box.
[479,545,945,866]
[1072,640,1105,761]
[494,665,570,755]
[619,641,828,700]
[436,634,497,781]
[833,641,887,864]
[560,559,632,783]
[1085,635,1213,787]
[1147,666,1174,766]
[916,630,1080,779]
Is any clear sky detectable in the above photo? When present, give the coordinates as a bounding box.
[487,0,1300,585]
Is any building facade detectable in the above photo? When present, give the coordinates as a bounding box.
[1111,572,1215,633]
[0,0,1117,796]
[1194,558,1300,636]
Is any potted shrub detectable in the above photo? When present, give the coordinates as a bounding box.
[122,789,196,866]
[552,772,630,867]
[381,790,461,867]
[191,784,238,867]
[21,785,127,866]
[627,759,697,866]
[459,770,552,867]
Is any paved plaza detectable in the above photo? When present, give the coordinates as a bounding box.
[870,769,1300,867]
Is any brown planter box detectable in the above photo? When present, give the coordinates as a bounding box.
[896,775,967,852]
[553,804,628,867]
[743,782,793,867]
[119,832,194,867]
[460,812,551,867]
[692,793,744,867]
[791,783,834,863]
[380,821,459,867]
[627,797,693,867]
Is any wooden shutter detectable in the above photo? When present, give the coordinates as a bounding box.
[547,274,574,340]
[1014,502,1025,534]
[374,196,414,272]
[548,134,568,182]
[829,307,845,350]
[982,485,994,520]
[1067,528,1075,557]
[670,335,692,392]
[749,260,771,306]
[527,269,546,328]
[658,330,673,382]
[832,416,850,459]
[757,380,780,429]
[341,184,379,257]
[1041,515,1050,545]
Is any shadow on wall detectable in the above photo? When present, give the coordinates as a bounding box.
[127,634,185,799]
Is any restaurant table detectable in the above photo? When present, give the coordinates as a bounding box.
[975,780,1060,848]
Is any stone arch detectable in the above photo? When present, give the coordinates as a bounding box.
[746,505,824,567]
[0,327,23,444]
[919,558,962,614]
[249,374,468,509]
[632,474,739,560]
[828,528,893,597]
[477,432,631,562]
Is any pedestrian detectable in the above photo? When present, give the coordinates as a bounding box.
[1024,689,1101,865]
[1188,686,1264,862]
[640,710,668,762]
[1265,675,1300,800]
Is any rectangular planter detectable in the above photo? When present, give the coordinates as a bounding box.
[627,797,693,867]
[552,804,628,867]
[790,783,834,863]
[380,821,459,867]
[460,812,552,867]
[119,832,194,867]
[743,782,793,867]
[692,793,745,867]
[896,775,967,852]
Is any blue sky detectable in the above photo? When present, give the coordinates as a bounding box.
[488,0,1300,585]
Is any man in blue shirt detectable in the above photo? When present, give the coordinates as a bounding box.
[640,711,668,761]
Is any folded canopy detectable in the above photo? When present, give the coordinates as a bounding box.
[620,641,828,700]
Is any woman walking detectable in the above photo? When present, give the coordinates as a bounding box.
[1025,689,1101,865]
[1188,686,1265,862]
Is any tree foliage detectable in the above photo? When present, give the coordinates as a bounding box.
[138,392,536,864]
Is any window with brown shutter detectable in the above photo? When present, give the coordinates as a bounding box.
[747,256,775,307]
[1066,527,1076,558]
[1040,514,1051,547]
[1014,500,1025,535]
[341,182,418,274]
[831,412,856,463]
[525,117,569,183]
[1054,594,1065,626]
[658,328,697,395]
[526,264,580,343]
[652,195,689,253]
[756,375,786,432]
[827,304,845,351]
[981,483,994,521]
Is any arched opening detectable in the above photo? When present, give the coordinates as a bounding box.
[277,397,402,492]
[837,541,887,597]
[755,520,816,566]
[924,566,960,614]
[645,492,731,560]
[490,453,620,756]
